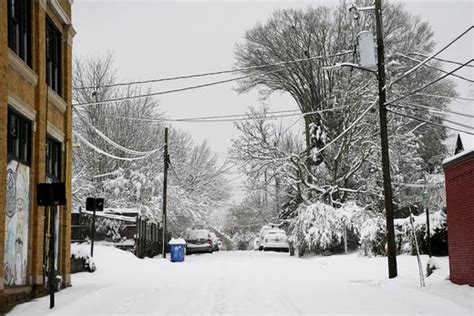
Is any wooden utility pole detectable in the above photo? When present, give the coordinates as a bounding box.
[374,0,397,278]
[162,127,169,258]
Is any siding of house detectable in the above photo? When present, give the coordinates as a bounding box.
[0,0,75,311]
[443,151,474,286]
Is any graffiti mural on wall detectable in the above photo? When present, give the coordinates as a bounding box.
[3,160,30,287]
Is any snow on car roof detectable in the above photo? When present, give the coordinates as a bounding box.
[188,229,210,238]
[265,229,286,235]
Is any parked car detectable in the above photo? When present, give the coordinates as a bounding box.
[209,232,220,251]
[257,224,279,251]
[186,229,214,254]
[262,229,289,252]
[253,237,260,250]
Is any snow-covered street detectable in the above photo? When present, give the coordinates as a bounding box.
[9,245,474,315]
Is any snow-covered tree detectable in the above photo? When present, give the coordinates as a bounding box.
[73,54,231,235]
[231,1,455,254]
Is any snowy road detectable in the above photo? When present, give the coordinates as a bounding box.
[10,245,474,315]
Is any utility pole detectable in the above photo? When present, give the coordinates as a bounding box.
[162,127,169,259]
[374,0,397,278]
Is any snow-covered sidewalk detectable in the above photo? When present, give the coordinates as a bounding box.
[9,245,474,315]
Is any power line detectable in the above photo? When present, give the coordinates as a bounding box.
[387,109,474,135]
[414,92,474,102]
[74,109,164,156]
[395,53,474,83]
[385,59,474,107]
[111,106,349,124]
[390,103,474,130]
[311,100,377,156]
[73,70,280,107]
[74,132,153,161]
[408,52,474,69]
[389,25,473,88]
[391,100,474,120]
[73,50,353,90]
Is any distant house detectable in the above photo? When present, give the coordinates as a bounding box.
[442,133,474,286]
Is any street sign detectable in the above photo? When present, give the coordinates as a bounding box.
[86,197,104,211]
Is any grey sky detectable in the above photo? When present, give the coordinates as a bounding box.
[73,0,473,198]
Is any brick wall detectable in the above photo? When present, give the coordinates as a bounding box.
[444,152,474,286]
[0,0,74,310]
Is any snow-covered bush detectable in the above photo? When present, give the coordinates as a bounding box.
[289,201,367,256]
[359,216,386,256]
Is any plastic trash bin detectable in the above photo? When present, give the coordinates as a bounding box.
[169,238,186,262]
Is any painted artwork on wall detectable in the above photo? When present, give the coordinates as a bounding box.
[3,160,30,287]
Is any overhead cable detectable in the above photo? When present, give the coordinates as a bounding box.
[391,100,474,120]
[73,50,353,90]
[385,59,474,107]
[74,109,163,156]
[395,53,474,83]
[389,25,473,88]
[387,109,474,135]
[112,106,349,124]
[390,104,474,130]
[73,70,280,107]
[414,92,474,102]
[311,100,377,156]
[74,132,152,161]
[408,52,474,69]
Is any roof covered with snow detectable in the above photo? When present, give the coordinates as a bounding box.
[443,133,474,168]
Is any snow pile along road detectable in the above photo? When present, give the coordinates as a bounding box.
[9,245,474,315]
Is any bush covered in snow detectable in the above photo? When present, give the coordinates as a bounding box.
[359,216,386,256]
[288,200,448,257]
[289,201,367,256]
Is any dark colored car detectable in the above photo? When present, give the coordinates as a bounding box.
[186,229,214,254]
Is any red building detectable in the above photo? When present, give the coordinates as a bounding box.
[443,134,474,286]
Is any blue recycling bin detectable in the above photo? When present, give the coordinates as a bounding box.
[169,239,186,262]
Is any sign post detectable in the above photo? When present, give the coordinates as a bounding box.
[86,197,104,257]
[37,182,66,309]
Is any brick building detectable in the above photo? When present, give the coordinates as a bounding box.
[0,0,75,310]
[443,134,474,286]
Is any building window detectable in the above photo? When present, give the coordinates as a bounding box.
[46,18,62,95]
[7,108,32,165]
[46,137,62,180]
[8,0,32,66]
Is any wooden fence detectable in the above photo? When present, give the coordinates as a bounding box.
[135,218,171,258]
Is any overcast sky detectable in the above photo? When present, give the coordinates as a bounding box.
[72,0,473,199]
